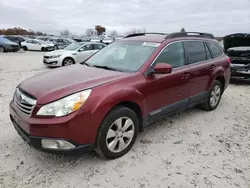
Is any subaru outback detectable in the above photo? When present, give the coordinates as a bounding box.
[9,32,231,159]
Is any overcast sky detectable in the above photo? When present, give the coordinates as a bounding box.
[0,0,250,36]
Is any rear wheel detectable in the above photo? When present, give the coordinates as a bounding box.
[23,46,28,51]
[95,106,139,159]
[201,80,223,111]
[0,46,5,52]
[62,58,75,66]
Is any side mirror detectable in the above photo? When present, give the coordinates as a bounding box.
[78,48,84,52]
[153,63,172,74]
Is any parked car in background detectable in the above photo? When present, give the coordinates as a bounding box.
[43,42,106,67]
[224,33,250,79]
[0,37,20,52]
[2,35,29,46]
[10,32,231,159]
[48,38,75,50]
[90,36,100,42]
[102,37,113,45]
[21,39,55,51]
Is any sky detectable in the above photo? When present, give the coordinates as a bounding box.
[0,0,250,36]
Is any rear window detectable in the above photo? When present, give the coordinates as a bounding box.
[206,41,222,58]
[185,41,207,64]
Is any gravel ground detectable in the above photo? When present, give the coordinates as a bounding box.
[0,51,250,188]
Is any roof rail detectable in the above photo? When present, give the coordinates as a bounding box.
[124,32,168,38]
[165,32,215,39]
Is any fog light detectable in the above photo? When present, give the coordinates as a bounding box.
[41,139,75,150]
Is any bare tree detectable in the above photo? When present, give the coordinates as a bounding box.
[124,28,146,36]
[110,30,118,40]
[60,29,71,37]
[85,28,96,36]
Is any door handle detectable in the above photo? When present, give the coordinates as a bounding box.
[209,65,215,71]
[181,73,190,80]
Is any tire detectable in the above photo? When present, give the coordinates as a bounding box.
[201,80,223,111]
[0,46,5,52]
[62,57,75,66]
[95,106,139,159]
[23,46,28,51]
[41,47,45,51]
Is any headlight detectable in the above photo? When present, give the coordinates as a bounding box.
[37,89,91,117]
[50,54,61,58]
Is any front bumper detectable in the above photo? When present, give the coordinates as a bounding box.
[11,115,94,154]
[43,57,62,67]
[9,100,96,154]
[230,63,250,78]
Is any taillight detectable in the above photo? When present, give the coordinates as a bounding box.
[227,57,231,64]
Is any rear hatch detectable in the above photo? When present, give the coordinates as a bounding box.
[223,33,250,64]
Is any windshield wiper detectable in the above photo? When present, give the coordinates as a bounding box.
[91,65,121,72]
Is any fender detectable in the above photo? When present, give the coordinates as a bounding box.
[90,87,146,123]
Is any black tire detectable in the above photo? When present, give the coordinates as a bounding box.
[62,57,75,66]
[201,80,223,111]
[95,106,139,159]
[23,46,28,51]
[41,47,45,51]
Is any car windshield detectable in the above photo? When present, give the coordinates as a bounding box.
[84,41,158,72]
[0,37,12,43]
[64,42,81,51]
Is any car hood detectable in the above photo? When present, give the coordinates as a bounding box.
[223,33,250,52]
[44,49,68,56]
[19,64,131,104]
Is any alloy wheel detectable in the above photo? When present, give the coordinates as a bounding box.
[63,59,74,66]
[210,85,221,107]
[106,117,135,153]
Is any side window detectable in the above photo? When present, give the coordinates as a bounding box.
[32,40,39,44]
[154,42,185,68]
[94,43,105,50]
[82,44,93,51]
[204,43,212,60]
[26,40,32,44]
[206,41,222,58]
[185,41,207,64]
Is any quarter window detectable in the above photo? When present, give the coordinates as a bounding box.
[185,41,207,64]
[154,42,185,68]
[206,41,222,58]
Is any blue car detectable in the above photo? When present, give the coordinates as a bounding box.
[0,37,20,52]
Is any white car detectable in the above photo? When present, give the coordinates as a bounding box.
[43,42,106,67]
[21,39,55,51]
[90,37,100,43]
[102,37,113,45]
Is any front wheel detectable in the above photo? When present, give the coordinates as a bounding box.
[62,58,75,66]
[95,106,139,159]
[201,80,223,111]
[23,46,28,51]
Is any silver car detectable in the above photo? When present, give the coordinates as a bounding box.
[43,42,106,67]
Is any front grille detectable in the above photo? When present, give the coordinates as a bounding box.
[14,89,37,116]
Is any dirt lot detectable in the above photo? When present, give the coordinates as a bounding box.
[0,51,250,188]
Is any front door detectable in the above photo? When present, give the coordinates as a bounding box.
[76,44,95,63]
[144,41,191,122]
[184,40,212,105]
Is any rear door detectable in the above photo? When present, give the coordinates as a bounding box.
[184,40,214,106]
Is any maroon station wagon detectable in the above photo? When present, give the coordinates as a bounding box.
[9,32,231,159]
